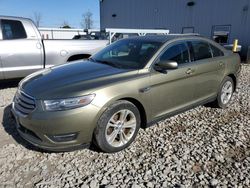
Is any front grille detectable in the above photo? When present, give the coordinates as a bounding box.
[14,90,36,116]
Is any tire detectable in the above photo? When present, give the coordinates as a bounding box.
[93,100,141,153]
[213,76,234,109]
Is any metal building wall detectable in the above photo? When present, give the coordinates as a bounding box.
[100,0,250,58]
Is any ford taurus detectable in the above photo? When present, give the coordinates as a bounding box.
[12,35,241,153]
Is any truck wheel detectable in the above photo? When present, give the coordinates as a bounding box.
[213,76,234,109]
[94,100,140,153]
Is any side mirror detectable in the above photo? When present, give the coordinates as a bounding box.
[154,60,178,73]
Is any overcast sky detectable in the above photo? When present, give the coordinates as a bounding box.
[0,0,100,28]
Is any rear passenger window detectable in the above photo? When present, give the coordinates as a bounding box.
[160,42,190,64]
[191,41,212,61]
[1,19,27,40]
[210,44,224,57]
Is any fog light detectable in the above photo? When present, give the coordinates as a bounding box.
[48,133,78,142]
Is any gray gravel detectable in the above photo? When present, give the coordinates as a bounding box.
[0,65,249,188]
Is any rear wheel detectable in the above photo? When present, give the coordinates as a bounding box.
[94,100,140,153]
[213,76,234,108]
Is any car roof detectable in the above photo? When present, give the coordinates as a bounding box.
[0,15,32,22]
[124,34,208,44]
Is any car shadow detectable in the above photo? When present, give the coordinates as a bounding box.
[0,79,21,89]
[2,104,45,152]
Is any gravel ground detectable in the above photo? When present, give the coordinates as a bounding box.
[0,65,249,188]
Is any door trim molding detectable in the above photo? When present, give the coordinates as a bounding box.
[146,95,216,128]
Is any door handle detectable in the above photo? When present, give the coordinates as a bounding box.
[185,68,193,75]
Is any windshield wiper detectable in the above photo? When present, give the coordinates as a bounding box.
[98,60,118,67]
[88,57,97,62]
[90,58,121,68]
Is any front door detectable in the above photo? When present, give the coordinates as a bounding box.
[0,19,43,79]
[149,41,197,119]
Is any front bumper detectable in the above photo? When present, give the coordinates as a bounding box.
[12,102,101,152]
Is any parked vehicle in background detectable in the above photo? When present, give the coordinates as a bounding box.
[73,31,108,40]
[72,35,93,40]
[72,34,107,40]
[12,35,241,153]
[0,16,109,80]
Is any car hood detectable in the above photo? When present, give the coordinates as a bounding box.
[20,60,138,99]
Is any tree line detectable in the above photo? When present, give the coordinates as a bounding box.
[32,10,94,29]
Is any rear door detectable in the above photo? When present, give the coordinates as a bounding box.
[188,40,225,102]
[0,19,43,79]
[149,41,197,119]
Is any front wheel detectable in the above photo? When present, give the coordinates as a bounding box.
[93,100,141,153]
[213,76,234,109]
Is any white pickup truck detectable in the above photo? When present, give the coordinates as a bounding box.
[0,16,108,80]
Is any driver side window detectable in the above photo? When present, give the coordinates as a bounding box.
[160,42,190,64]
[1,19,27,40]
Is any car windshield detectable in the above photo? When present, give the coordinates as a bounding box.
[91,39,162,69]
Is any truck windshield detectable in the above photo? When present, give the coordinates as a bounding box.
[91,39,162,69]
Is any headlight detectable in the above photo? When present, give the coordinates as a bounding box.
[43,94,95,111]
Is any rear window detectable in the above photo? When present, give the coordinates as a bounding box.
[1,19,27,40]
[191,41,212,61]
[210,44,224,57]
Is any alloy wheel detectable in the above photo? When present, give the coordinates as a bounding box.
[221,81,233,104]
[105,109,137,147]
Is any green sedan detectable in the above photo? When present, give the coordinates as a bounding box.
[12,35,241,153]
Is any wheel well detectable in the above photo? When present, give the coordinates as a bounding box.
[227,74,237,91]
[67,54,91,62]
[119,98,147,129]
